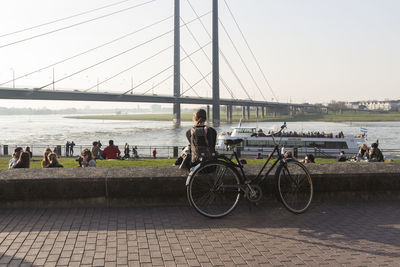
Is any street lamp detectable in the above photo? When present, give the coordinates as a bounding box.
[10,68,15,88]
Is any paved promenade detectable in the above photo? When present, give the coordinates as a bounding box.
[0,201,399,266]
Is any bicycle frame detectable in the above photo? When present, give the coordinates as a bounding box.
[220,124,287,185]
[223,144,283,185]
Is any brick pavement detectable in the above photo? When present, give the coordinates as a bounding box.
[0,200,399,266]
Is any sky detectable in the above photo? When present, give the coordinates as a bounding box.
[0,0,399,109]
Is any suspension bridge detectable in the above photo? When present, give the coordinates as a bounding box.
[0,0,315,126]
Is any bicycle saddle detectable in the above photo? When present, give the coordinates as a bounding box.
[224,139,243,146]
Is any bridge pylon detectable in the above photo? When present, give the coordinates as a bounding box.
[212,0,220,126]
[173,0,181,126]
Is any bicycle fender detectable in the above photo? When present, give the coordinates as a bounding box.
[185,163,202,186]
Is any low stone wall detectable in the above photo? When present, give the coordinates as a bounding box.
[0,162,399,207]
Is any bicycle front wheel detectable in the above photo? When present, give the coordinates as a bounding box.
[275,160,313,214]
[187,161,242,218]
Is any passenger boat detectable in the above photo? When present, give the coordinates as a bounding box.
[216,126,367,158]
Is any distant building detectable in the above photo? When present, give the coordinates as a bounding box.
[346,100,399,111]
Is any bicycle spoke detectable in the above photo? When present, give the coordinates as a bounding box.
[276,161,313,214]
[188,162,241,218]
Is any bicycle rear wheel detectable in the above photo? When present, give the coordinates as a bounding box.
[275,160,313,214]
[187,161,241,218]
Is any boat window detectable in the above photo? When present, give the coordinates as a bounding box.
[282,140,304,147]
[246,140,275,147]
[324,142,348,149]
[236,128,255,133]
[305,141,325,148]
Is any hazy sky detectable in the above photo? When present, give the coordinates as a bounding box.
[0,0,399,109]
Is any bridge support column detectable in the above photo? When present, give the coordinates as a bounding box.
[242,106,246,119]
[262,106,265,118]
[173,0,181,126]
[212,0,220,126]
[247,106,250,120]
[256,107,259,119]
[225,105,233,124]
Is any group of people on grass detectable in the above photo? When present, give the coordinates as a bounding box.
[8,139,144,169]
[337,142,384,162]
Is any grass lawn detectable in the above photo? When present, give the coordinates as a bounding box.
[0,156,360,169]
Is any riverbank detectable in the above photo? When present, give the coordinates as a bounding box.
[65,110,400,122]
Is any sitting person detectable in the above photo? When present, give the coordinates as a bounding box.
[369,143,384,162]
[257,129,267,137]
[355,144,369,161]
[132,146,139,159]
[12,151,30,168]
[45,153,64,168]
[102,140,121,160]
[186,109,217,165]
[284,151,293,159]
[9,147,23,169]
[302,153,315,163]
[81,149,97,167]
[337,151,347,162]
[41,147,52,168]
[25,146,33,158]
[124,143,130,159]
[91,141,102,160]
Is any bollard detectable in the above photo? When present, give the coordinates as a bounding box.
[292,147,298,158]
[3,145,8,156]
[173,146,179,158]
[56,145,62,156]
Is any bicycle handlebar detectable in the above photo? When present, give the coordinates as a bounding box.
[269,122,287,136]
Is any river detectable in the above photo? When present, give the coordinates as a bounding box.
[0,114,399,156]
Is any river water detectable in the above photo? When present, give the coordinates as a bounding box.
[0,114,399,156]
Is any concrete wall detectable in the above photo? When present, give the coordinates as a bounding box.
[0,163,399,207]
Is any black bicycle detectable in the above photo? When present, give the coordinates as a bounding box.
[186,122,313,218]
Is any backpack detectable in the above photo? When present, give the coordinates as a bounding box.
[190,126,215,163]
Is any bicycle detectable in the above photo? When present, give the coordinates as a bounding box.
[186,122,313,218]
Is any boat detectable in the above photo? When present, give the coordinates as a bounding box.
[216,126,367,158]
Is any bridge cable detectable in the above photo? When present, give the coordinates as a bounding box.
[223,0,279,102]
[38,27,173,89]
[186,0,250,100]
[180,74,201,97]
[124,41,211,95]
[180,42,212,90]
[220,52,253,100]
[0,15,173,87]
[0,0,138,39]
[0,0,156,49]
[38,12,211,90]
[219,18,266,101]
[141,74,173,95]
[180,13,236,100]
[85,45,173,92]
[180,72,212,96]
